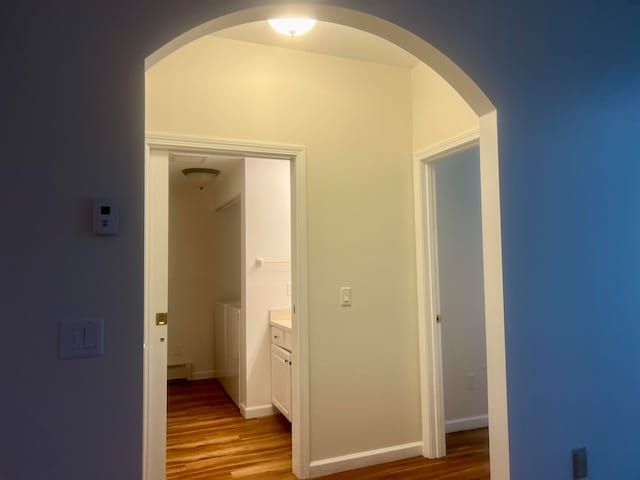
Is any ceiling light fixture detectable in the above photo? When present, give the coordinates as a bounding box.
[182,168,220,190]
[268,18,317,37]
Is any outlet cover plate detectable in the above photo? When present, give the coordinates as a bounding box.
[572,447,587,479]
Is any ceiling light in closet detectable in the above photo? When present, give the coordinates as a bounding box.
[182,168,220,190]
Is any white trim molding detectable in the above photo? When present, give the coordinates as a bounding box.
[445,415,489,434]
[479,112,510,479]
[414,127,480,163]
[145,132,303,159]
[308,442,423,478]
[240,403,276,419]
[191,370,215,381]
[143,132,310,480]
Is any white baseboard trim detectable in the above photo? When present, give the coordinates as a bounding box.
[191,369,216,381]
[308,441,423,478]
[240,403,275,419]
[445,414,488,433]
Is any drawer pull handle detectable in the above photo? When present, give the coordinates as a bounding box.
[274,335,280,339]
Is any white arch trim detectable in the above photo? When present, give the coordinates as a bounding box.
[145,4,509,479]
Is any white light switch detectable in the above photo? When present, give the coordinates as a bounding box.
[340,287,352,307]
[59,319,104,359]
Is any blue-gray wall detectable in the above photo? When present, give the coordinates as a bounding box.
[1,1,639,479]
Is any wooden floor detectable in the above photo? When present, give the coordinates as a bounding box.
[167,379,489,479]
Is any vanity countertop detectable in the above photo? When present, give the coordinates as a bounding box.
[269,308,292,331]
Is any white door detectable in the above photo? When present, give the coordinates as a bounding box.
[429,143,488,443]
[271,344,291,420]
[144,147,169,480]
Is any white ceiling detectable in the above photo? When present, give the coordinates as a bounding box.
[171,22,419,187]
[213,21,420,68]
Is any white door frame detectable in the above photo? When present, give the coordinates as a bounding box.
[413,128,480,457]
[413,120,509,478]
[143,133,310,479]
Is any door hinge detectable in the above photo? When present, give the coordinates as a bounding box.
[156,312,168,325]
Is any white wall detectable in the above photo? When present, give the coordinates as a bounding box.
[433,146,488,431]
[168,172,217,379]
[243,157,291,409]
[147,35,419,460]
[411,63,479,150]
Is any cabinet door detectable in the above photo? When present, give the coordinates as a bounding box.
[271,344,291,420]
[226,307,240,374]
[214,304,226,376]
[225,306,240,407]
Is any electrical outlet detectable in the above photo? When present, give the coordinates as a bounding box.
[572,447,587,479]
[466,373,477,391]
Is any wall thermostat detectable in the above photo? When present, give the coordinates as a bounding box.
[93,199,119,235]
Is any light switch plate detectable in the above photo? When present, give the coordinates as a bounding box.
[340,287,352,307]
[59,319,104,359]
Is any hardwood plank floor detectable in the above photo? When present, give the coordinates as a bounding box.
[167,379,489,479]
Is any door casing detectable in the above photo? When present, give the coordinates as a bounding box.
[144,133,309,479]
[413,122,509,479]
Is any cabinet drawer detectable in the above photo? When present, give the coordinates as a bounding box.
[271,326,292,351]
[271,326,285,348]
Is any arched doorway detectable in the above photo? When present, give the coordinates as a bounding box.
[145,5,508,479]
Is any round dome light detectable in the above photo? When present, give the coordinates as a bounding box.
[182,168,220,190]
[268,18,317,37]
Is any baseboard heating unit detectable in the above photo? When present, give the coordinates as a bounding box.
[167,363,193,381]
